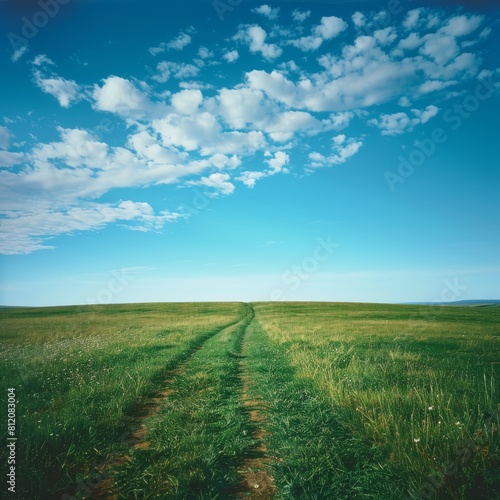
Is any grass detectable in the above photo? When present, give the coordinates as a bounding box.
[113,303,254,498]
[251,302,500,499]
[0,302,245,499]
[1,301,499,498]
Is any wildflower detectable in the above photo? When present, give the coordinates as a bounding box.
[414,438,420,443]
[428,406,433,411]
[456,421,461,426]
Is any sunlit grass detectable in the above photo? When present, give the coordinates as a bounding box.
[0,302,244,498]
[1,301,498,498]
[253,302,500,498]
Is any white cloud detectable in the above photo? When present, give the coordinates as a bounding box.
[33,54,55,66]
[149,45,165,57]
[403,9,421,30]
[153,61,200,83]
[315,16,348,40]
[33,127,110,168]
[198,46,214,59]
[292,9,310,23]
[168,32,192,50]
[403,8,444,31]
[127,130,180,165]
[34,71,82,108]
[153,110,267,156]
[328,112,354,130]
[187,172,234,196]
[92,76,154,119]
[0,151,25,167]
[247,63,417,112]
[0,126,12,150]
[0,201,182,255]
[236,151,290,188]
[329,136,362,164]
[352,11,366,28]
[420,32,459,65]
[149,31,192,56]
[265,111,322,142]
[208,153,241,170]
[417,80,456,95]
[235,25,283,61]
[171,89,203,115]
[223,50,239,63]
[369,105,439,135]
[398,96,411,107]
[374,28,397,46]
[309,135,362,167]
[290,35,324,52]
[0,113,267,253]
[370,112,417,135]
[333,134,346,146]
[215,87,269,130]
[3,8,494,255]
[414,104,439,124]
[236,170,267,188]
[398,32,423,51]
[291,16,347,52]
[178,81,213,91]
[205,173,235,195]
[252,4,280,20]
[248,10,484,113]
[442,14,483,38]
[11,46,28,63]
[266,151,289,174]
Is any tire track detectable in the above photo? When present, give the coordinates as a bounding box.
[234,308,276,499]
[88,311,248,499]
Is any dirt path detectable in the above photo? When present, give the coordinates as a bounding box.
[88,306,276,499]
[234,310,276,499]
[88,317,245,499]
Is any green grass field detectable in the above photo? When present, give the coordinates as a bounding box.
[1,302,499,499]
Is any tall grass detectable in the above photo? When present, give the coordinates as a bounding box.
[0,303,244,499]
[1,301,498,498]
[253,302,500,498]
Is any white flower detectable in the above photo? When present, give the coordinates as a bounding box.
[428,406,433,411]
[414,438,421,443]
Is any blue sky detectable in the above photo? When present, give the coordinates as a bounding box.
[0,0,499,306]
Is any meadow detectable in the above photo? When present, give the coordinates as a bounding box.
[1,302,498,499]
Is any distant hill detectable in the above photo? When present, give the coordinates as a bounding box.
[403,300,500,307]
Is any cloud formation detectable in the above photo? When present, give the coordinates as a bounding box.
[2,7,495,254]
